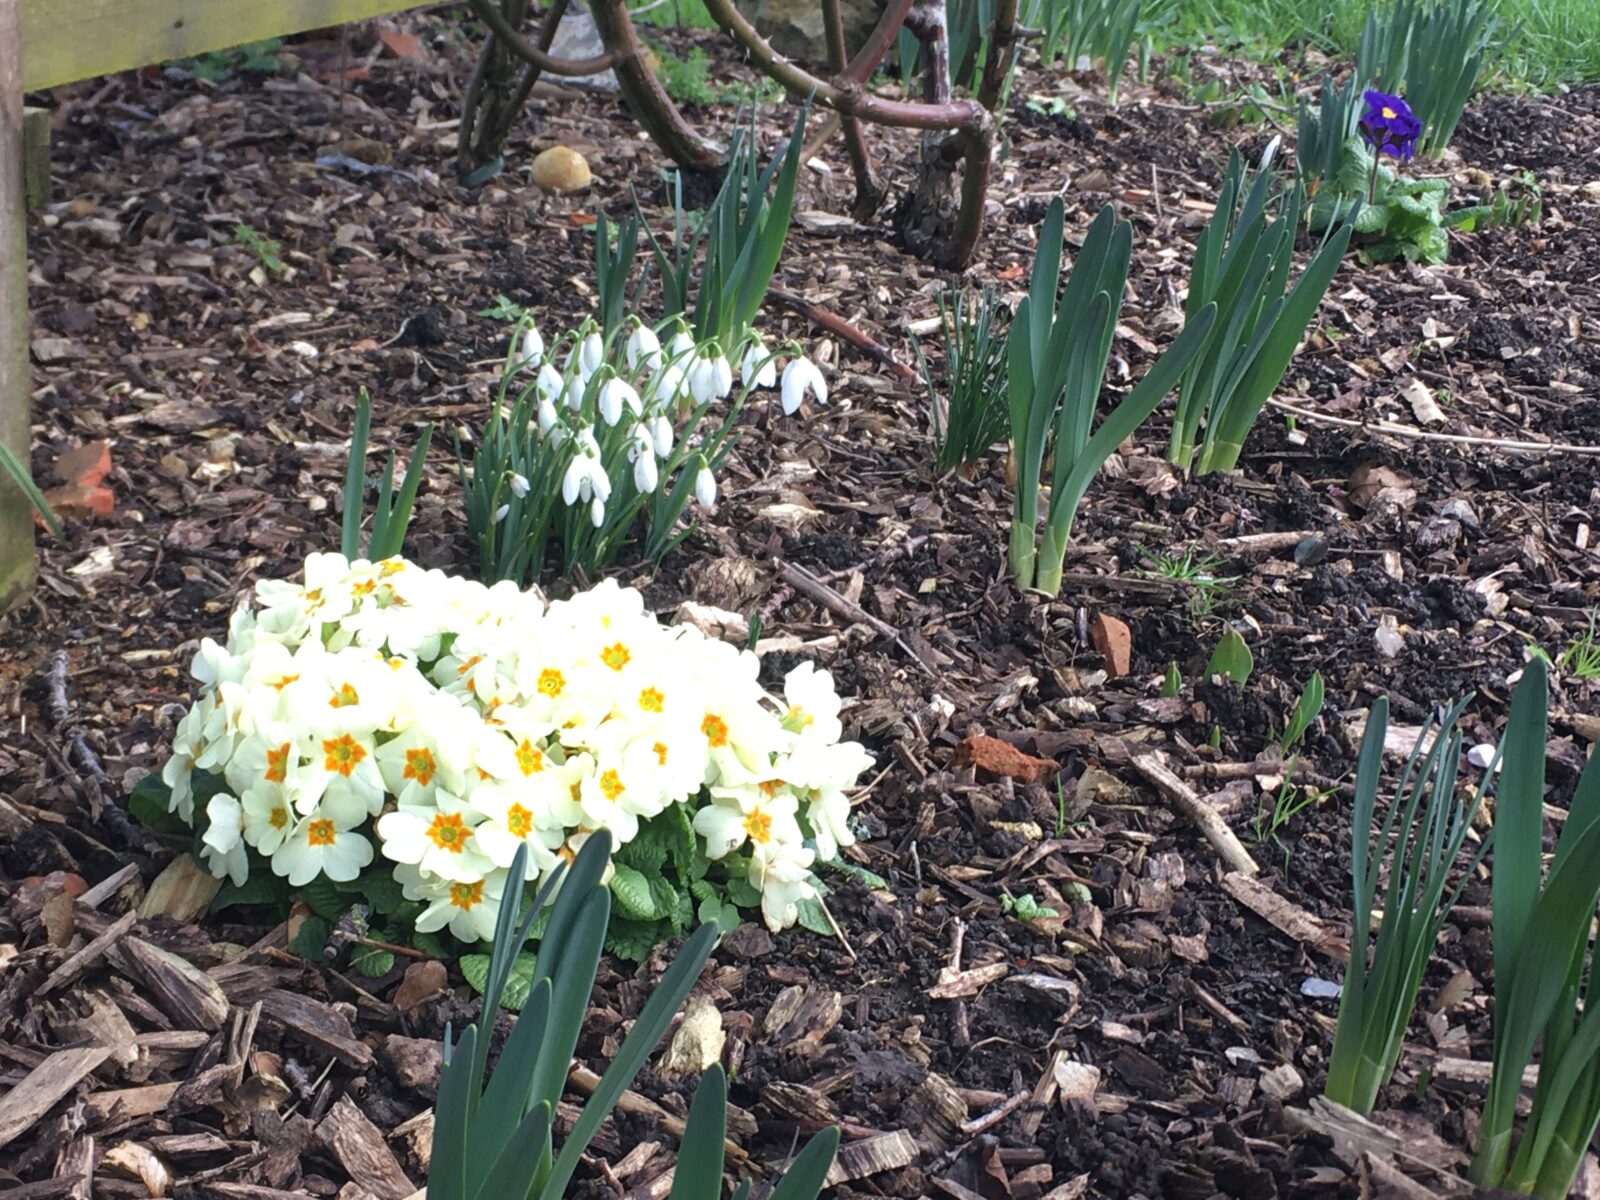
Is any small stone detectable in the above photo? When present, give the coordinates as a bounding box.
[1467,743,1497,769]
[1089,613,1133,678]
[1259,1062,1304,1100]
[952,734,1059,785]
[531,146,592,194]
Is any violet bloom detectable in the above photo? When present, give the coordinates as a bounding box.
[1360,90,1422,161]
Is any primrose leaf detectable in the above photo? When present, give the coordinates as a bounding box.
[460,951,538,1011]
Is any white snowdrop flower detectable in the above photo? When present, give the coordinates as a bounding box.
[740,337,777,389]
[510,324,544,372]
[689,351,734,406]
[648,415,674,458]
[694,463,717,508]
[633,449,659,495]
[598,377,641,427]
[626,323,662,371]
[493,504,511,524]
[590,496,606,528]
[780,357,828,415]
[509,473,530,499]
[577,331,605,381]
[668,328,695,360]
[564,373,585,412]
[655,361,689,405]
[537,397,558,434]
[535,362,564,403]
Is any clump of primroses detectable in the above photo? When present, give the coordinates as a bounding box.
[161,552,872,936]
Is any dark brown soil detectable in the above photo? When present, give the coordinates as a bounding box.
[3,18,1599,1200]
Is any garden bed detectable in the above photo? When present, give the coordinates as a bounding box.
[2,20,1599,1198]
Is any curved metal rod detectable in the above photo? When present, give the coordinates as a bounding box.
[466,0,621,75]
[589,0,726,171]
[702,0,988,131]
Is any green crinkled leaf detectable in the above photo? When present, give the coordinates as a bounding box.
[129,772,188,834]
[826,860,891,891]
[605,917,665,962]
[460,951,537,1011]
[615,823,669,874]
[1353,203,1390,234]
[670,886,694,933]
[300,877,348,921]
[351,945,396,978]
[212,868,289,913]
[610,864,671,921]
[795,897,833,937]
[290,915,332,961]
[412,928,449,959]
[726,876,760,908]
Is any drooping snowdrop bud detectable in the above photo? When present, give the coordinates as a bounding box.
[493,503,511,524]
[741,337,777,389]
[564,373,585,412]
[578,331,604,381]
[537,397,558,434]
[588,460,613,503]
[668,328,695,360]
[509,473,530,499]
[626,323,663,371]
[599,376,641,426]
[689,350,734,406]
[633,450,659,494]
[590,496,606,528]
[694,462,717,508]
[515,325,545,371]
[597,377,623,426]
[536,362,564,403]
[561,456,589,507]
[780,357,828,415]
[656,361,688,405]
[648,415,674,458]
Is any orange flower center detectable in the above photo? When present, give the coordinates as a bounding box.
[404,747,437,786]
[379,559,406,577]
[759,779,782,797]
[701,713,729,747]
[515,739,544,776]
[268,673,300,692]
[599,770,625,801]
[264,741,292,784]
[352,578,377,597]
[785,704,813,729]
[303,587,326,612]
[601,642,632,671]
[653,741,669,766]
[538,668,565,697]
[743,809,773,845]
[639,687,665,713]
[428,813,468,851]
[322,734,367,776]
[307,819,336,846]
[450,880,484,910]
[268,805,290,830]
[506,804,533,838]
[328,682,360,708]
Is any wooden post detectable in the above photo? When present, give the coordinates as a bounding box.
[0,0,34,611]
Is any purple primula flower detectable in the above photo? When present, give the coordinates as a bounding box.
[1360,90,1422,162]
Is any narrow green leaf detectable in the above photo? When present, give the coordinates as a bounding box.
[669,1065,728,1200]
[768,1126,842,1200]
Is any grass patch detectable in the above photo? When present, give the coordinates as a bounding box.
[631,0,718,30]
[1150,0,1600,86]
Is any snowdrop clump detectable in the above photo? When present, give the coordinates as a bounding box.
[468,314,827,585]
[160,552,873,937]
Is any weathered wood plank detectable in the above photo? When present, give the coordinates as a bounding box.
[21,0,438,92]
[2,0,35,611]
[22,105,48,208]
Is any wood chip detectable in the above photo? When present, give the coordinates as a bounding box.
[317,1095,417,1200]
[1221,871,1349,959]
[0,1046,113,1150]
[928,961,1009,1000]
[823,1130,920,1187]
[120,936,229,1031]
